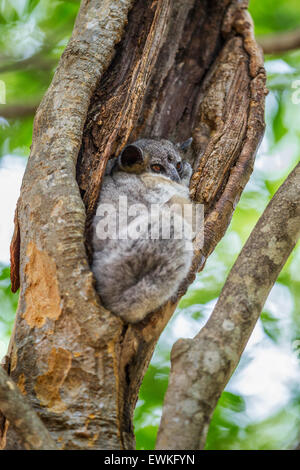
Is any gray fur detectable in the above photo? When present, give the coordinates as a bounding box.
[92,138,194,323]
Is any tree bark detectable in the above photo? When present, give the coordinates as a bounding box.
[0,366,57,450]
[3,0,266,450]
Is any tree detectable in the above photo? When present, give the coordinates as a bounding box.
[1,0,298,450]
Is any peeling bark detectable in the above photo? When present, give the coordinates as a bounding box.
[4,0,266,450]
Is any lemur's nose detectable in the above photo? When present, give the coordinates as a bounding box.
[170,168,181,183]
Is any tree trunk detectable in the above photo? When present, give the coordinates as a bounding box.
[2,0,266,450]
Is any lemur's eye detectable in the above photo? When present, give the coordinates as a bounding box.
[151,164,164,173]
[176,162,182,171]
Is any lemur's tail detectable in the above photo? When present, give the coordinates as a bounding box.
[92,234,193,323]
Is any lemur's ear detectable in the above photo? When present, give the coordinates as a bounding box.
[118,144,146,172]
[177,137,193,152]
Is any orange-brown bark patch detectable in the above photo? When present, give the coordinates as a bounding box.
[23,242,62,328]
[35,347,72,413]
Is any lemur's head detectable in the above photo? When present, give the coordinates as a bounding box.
[118,138,192,183]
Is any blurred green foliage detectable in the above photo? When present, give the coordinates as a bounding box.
[250,0,300,34]
[0,0,79,158]
[0,0,299,451]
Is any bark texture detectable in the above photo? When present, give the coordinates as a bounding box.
[156,162,300,450]
[0,366,57,449]
[4,0,266,450]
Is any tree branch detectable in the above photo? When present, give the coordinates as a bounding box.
[0,56,56,74]
[0,104,38,119]
[156,162,300,450]
[0,366,57,450]
[258,28,300,55]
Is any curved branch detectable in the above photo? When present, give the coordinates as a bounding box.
[0,366,57,450]
[0,104,38,119]
[258,29,300,55]
[156,162,300,450]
